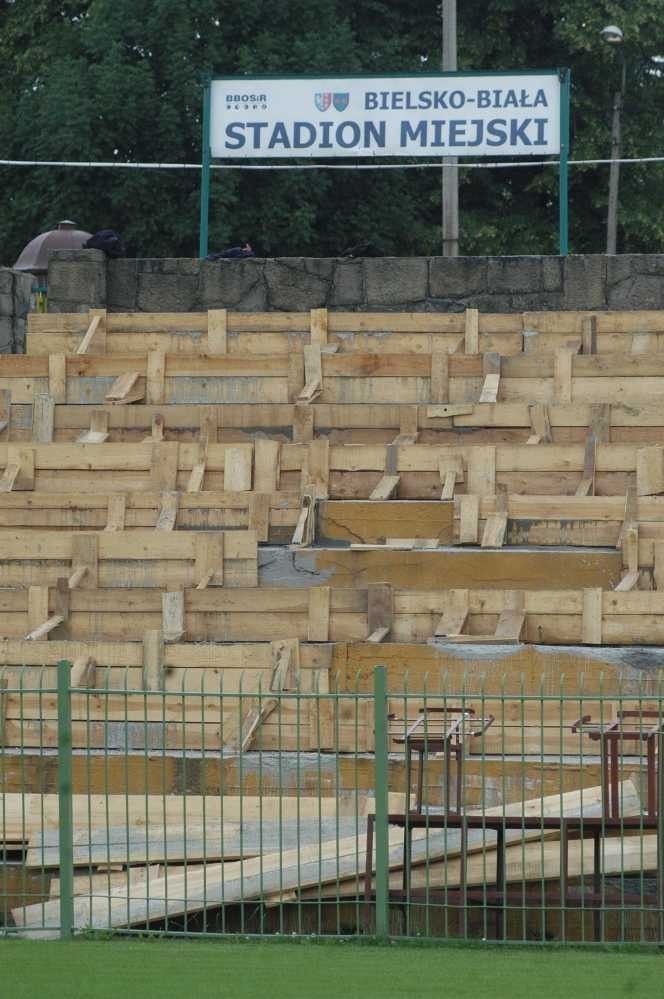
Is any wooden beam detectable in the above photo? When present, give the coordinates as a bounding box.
[146,351,165,405]
[254,439,281,494]
[369,475,400,500]
[105,494,126,532]
[194,533,223,588]
[553,349,573,404]
[458,494,480,545]
[479,352,501,404]
[367,583,392,642]
[298,345,322,403]
[637,446,664,497]
[434,589,469,637]
[70,535,98,589]
[464,308,479,354]
[582,587,603,645]
[105,372,144,404]
[150,442,179,492]
[291,494,316,547]
[70,655,97,687]
[162,591,185,643]
[481,492,508,548]
[308,587,330,642]
[143,629,164,691]
[302,439,329,499]
[293,404,314,443]
[248,493,271,542]
[32,395,54,443]
[310,308,328,345]
[0,447,34,492]
[430,351,449,403]
[581,315,597,355]
[77,410,109,444]
[467,446,495,497]
[575,431,596,496]
[76,310,106,355]
[0,389,10,437]
[493,591,526,641]
[48,354,66,403]
[207,310,227,355]
[155,491,179,531]
[224,445,253,492]
[527,403,551,445]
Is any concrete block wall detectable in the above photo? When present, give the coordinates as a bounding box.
[46,250,664,315]
[0,268,33,352]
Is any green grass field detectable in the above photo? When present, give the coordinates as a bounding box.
[1,938,663,998]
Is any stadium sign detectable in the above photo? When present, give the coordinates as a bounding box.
[210,74,562,158]
[199,70,570,255]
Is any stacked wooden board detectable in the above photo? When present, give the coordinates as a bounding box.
[0,306,663,758]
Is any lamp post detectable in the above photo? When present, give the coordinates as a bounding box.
[600,24,626,254]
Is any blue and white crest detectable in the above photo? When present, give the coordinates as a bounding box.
[315,92,332,112]
[332,92,349,111]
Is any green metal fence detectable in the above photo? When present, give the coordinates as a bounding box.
[1,660,664,944]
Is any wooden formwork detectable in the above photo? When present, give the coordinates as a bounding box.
[25,307,664,358]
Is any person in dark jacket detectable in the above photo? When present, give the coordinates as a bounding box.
[206,241,255,261]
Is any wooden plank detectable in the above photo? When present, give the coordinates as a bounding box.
[48,354,66,403]
[291,495,315,547]
[367,582,392,642]
[575,431,596,496]
[194,533,224,588]
[207,309,227,355]
[155,491,179,531]
[310,308,328,345]
[481,493,508,548]
[31,395,54,443]
[479,372,500,404]
[554,349,573,404]
[582,587,603,645]
[631,332,658,354]
[76,311,106,355]
[464,308,479,354]
[308,587,330,642]
[105,372,144,404]
[24,615,65,641]
[426,404,474,418]
[77,410,109,444]
[70,655,96,687]
[186,454,206,493]
[150,442,179,491]
[146,351,165,406]
[399,406,419,437]
[467,446,495,497]
[430,351,449,403]
[248,493,271,542]
[298,345,322,403]
[458,495,479,545]
[224,445,253,492]
[434,589,469,637]
[528,403,551,444]
[0,389,10,437]
[105,494,126,532]
[162,591,185,643]
[143,629,164,690]
[199,405,218,446]
[614,570,640,592]
[493,591,526,641]
[581,315,597,355]
[637,446,664,496]
[369,475,400,500]
[27,586,49,635]
[70,535,98,589]
[0,447,34,492]
[254,438,280,494]
[302,439,329,499]
[293,404,314,442]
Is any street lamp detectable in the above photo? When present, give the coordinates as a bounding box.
[600,24,627,254]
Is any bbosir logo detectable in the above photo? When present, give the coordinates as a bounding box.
[314,92,349,112]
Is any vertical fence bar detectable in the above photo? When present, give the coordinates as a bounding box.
[57,659,74,939]
[373,666,389,938]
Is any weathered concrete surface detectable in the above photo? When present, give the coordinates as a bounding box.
[46,252,664,315]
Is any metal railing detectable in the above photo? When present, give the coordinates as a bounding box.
[1,660,664,944]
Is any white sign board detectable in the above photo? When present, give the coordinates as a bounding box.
[210,74,561,159]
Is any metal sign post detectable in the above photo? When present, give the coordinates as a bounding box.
[558,68,571,256]
[199,80,212,259]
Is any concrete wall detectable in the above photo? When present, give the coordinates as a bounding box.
[47,250,664,315]
[0,268,33,352]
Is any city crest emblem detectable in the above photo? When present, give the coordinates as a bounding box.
[315,92,332,112]
[333,92,349,111]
